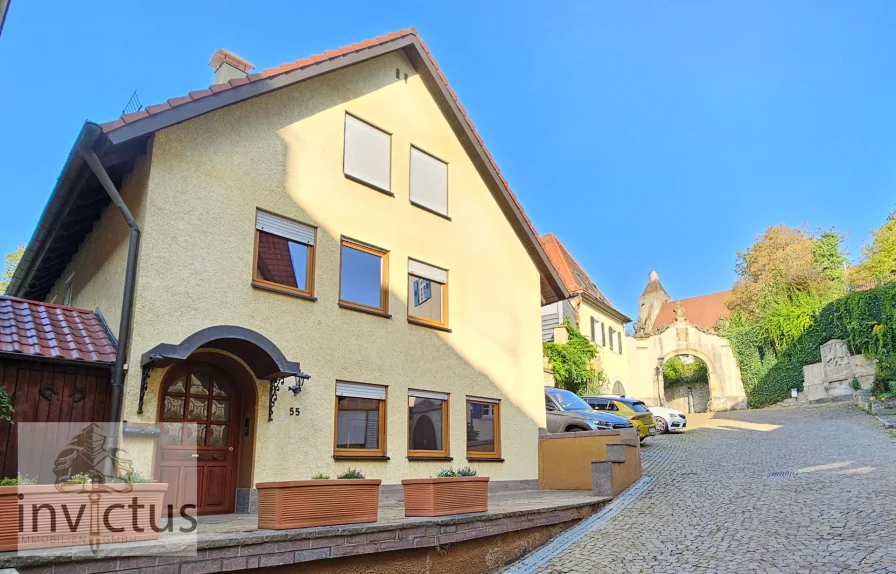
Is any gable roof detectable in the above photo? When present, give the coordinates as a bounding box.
[653,290,732,331]
[10,28,568,305]
[539,233,630,323]
[0,296,117,364]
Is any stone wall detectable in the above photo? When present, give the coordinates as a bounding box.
[803,339,876,403]
[665,383,710,413]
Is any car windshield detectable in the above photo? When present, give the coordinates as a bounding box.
[546,389,592,412]
[630,401,649,413]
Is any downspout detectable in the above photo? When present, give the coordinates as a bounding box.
[78,123,140,426]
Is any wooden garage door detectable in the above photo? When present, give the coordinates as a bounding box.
[0,358,112,480]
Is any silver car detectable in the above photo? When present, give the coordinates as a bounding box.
[544,387,634,433]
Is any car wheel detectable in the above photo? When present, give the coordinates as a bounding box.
[655,417,668,434]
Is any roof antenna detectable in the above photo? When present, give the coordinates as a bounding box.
[121,90,143,116]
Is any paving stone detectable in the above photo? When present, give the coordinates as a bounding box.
[510,404,896,574]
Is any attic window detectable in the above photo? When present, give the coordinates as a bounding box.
[344,113,392,194]
[573,271,586,286]
[410,146,448,218]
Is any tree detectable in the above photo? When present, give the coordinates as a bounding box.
[0,245,25,295]
[852,210,896,286]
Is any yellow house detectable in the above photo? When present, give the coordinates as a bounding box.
[6,29,568,514]
[539,234,632,393]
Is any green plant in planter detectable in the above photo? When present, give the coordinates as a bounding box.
[311,472,330,480]
[63,473,91,485]
[0,474,36,486]
[456,466,477,477]
[336,468,365,479]
[435,468,457,478]
[111,471,155,484]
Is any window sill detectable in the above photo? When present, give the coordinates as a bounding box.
[466,457,504,462]
[338,301,391,319]
[345,174,395,197]
[333,455,390,461]
[410,201,452,221]
[407,317,452,333]
[407,456,453,462]
[252,282,317,302]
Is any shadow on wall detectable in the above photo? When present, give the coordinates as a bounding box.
[144,51,545,438]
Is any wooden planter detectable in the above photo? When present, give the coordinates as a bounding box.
[401,477,490,517]
[256,479,381,529]
[0,483,168,551]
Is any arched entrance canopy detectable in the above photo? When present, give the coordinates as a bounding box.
[138,326,310,417]
[141,325,305,380]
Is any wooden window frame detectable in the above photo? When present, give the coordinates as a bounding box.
[407,393,450,458]
[407,272,449,331]
[338,238,390,317]
[252,225,317,301]
[465,398,501,460]
[333,388,387,458]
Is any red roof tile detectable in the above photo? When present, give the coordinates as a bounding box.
[539,233,628,320]
[0,296,117,364]
[654,290,732,331]
[97,29,545,270]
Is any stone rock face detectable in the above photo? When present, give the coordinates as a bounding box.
[803,339,875,403]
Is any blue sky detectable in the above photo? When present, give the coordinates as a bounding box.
[1,1,894,320]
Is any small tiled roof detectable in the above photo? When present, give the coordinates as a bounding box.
[0,296,117,364]
[654,290,732,331]
[539,233,629,322]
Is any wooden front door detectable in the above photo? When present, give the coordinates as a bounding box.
[157,364,239,515]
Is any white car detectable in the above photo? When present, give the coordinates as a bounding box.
[648,405,687,434]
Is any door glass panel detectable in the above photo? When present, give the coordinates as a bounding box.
[185,423,206,446]
[161,422,183,445]
[167,377,186,394]
[208,424,228,447]
[190,373,210,396]
[188,398,208,420]
[210,400,230,421]
[212,381,228,397]
[164,396,185,419]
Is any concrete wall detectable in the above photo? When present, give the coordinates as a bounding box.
[46,152,153,334]
[537,428,638,490]
[119,51,546,485]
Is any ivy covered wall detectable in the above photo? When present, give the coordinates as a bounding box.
[721,282,896,407]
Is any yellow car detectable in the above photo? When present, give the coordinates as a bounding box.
[583,395,657,441]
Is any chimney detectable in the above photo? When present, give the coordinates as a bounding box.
[209,49,256,84]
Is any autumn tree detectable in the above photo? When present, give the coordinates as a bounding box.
[726,225,847,352]
[0,245,25,295]
[852,209,896,286]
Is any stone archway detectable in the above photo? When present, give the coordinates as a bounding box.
[627,322,747,411]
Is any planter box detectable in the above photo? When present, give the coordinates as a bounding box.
[870,396,896,416]
[256,479,381,529]
[401,477,490,517]
[0,483,168,552]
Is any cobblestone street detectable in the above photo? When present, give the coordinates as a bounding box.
[527,404,896,573]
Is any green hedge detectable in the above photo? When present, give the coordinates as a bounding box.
[726,282,896,407]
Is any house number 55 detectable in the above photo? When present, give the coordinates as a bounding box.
[289,407,301,416]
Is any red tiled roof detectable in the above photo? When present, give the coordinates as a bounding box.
[0,296,117,364]
[654,290,732,331]
[97,28,545,274]
[539,233,629,321]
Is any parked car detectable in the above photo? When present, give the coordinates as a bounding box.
[581,395,656,441]
[544,387,634,434]
[647,405,687,433]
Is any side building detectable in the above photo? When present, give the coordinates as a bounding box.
[539,233,632,394]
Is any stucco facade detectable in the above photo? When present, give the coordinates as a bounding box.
[47,50,550,493]
[575,296,629,392]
